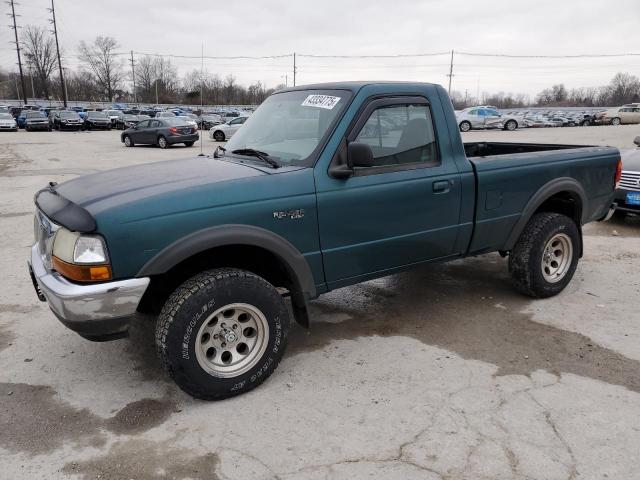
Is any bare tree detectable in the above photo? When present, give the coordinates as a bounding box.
[78,36,124,102]
[21,25,57,99]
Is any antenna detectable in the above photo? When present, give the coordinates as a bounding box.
[198,42,205,157]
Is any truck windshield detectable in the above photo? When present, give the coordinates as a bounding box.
[224,89,351,166]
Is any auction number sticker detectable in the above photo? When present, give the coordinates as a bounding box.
[301,95,341,109]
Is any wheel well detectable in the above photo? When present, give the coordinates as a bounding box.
[138,244,296,315]
[534,191,582,226]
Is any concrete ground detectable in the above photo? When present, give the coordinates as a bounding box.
[0,125,639,479]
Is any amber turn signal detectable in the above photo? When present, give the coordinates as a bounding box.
[52,256,113,282]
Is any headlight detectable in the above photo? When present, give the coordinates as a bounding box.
[52,229,112,282]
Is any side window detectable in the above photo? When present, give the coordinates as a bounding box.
[137,120,150,128]
[353,104,440,168]
[468,109,478,115]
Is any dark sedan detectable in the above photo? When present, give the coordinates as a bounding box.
[614,137,640,215]
[24,111,51,131]
[83,111,112,130]
[116,114,149,130]
[120,117,199,148]
[50,110,83,131]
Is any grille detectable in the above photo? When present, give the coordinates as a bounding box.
[620,171,640,191]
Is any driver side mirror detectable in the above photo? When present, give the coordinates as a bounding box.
[634,136,640,147]
[347,142,375,168]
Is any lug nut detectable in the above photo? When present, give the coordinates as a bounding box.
[221,323,226,328]
[233,324,238,329]
[213,334,218,339]
[221,342,226,348]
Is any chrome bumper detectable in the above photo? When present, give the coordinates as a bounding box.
[29,244,150,339]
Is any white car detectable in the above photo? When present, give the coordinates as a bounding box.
[456,107,522,132]
[0,112,17,131]
[209,116,249,142]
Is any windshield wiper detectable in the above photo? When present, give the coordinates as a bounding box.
[231,148,280,168]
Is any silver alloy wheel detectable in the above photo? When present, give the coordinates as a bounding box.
[541,233,573,283]
[195,303,269,378]
[158,136,167,148]
[611,117,621,126]
[124,136,131,147]
[459,121,471,132]
[506,120,517,131]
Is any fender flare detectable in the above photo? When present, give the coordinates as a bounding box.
[136,224,317,302]
[503,177,588,251]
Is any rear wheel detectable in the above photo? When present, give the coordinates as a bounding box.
[155,268,290,400]
[213,130,225,141]
[158,136,169,148]
[459,121,472,132]
[508,212,580,298]
[611,117,621,126]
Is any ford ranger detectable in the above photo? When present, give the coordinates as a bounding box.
[28,82,621,400]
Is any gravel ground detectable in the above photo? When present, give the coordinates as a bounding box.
[0,125,639,479]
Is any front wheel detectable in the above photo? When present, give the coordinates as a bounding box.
[459,121,472,132]
[611,117,621,126]
[508,212,580,298]
[158,136,169,149]
[504,120,517,131]
[123,135,134,147]
[156,269,290,400]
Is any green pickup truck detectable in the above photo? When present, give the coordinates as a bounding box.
[29,82,621,399]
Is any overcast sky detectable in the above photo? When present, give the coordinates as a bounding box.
[2,0,639,98]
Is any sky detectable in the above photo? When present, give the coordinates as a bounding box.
[1,0,639,98]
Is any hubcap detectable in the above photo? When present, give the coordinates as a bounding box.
[125,137,131,146]
[159,138,166,147]
[194,303,269,378]
[541,233,573,283]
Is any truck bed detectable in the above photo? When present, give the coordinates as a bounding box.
[463,142,619,255]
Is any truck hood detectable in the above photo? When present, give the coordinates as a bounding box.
[55,156,271,216]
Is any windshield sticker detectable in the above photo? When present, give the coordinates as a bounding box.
[301,95,341,110]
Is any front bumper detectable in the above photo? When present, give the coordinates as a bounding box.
[26,123,49,130]
[29,244,150,341]
[614,188,640,213]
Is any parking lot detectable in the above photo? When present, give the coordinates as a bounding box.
[1,126,639,479]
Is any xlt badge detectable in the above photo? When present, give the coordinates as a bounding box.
[273,209,305,220]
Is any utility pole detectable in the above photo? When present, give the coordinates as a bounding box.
[293,52,296,87]
[155,79,158,105]
[447,49,454,95]
[7,0,28,104]
[200,43,203,108]
[129,50,137,104]
[48,0,66,107]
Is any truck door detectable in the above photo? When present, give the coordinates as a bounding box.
[315,96,463,286]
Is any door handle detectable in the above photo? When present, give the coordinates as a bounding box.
[433,180,451,194]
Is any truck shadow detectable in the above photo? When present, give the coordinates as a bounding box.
[289,254,640,393]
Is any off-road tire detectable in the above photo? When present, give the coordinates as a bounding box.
[155,268,290,400]
[508,212,580,298]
